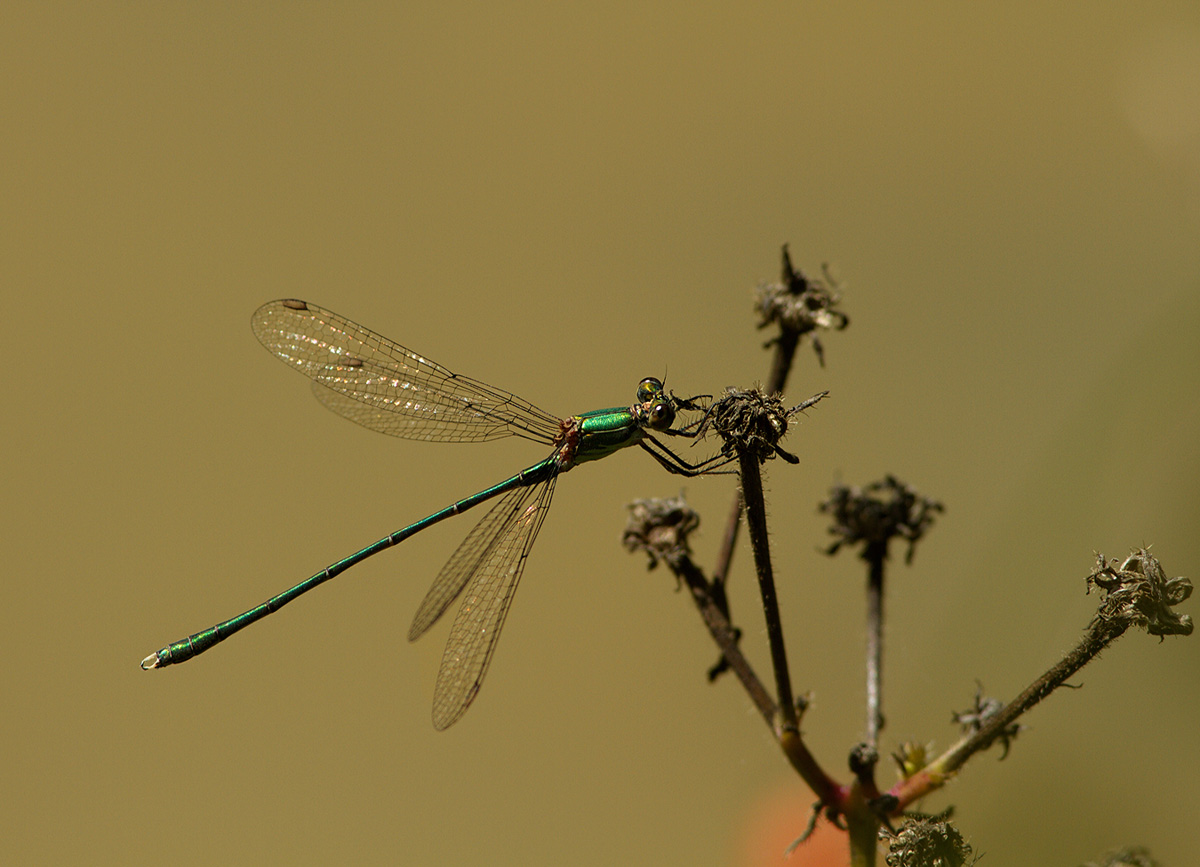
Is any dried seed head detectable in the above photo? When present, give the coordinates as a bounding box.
[696,387,827,465]
[884,813,974,867]
[820,475,943,564]
[755,246,849,366]
[622,495,700,569]
[1087,549,1193,638]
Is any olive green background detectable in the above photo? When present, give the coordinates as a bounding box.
[3,4,1198,865]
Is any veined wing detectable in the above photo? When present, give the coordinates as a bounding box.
[422,474,558,730]
[407,478,538,642]
[251,299,563,444]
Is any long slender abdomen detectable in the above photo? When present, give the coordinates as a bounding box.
[141,457,558,669]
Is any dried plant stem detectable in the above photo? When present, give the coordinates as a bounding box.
[655,544,840,802]
[891,615,1128,807]
[764,322,802,398]
[710,247,809,587]
[864,551,885,749]
[663,547,777,725]
[762,246,809,397]
[738,450,797,731]
[710,493,743,586]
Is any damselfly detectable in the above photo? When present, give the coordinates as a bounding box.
[142,300,728,729]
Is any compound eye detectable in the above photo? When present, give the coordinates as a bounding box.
[637,377,664,404]
[649,400,675,430]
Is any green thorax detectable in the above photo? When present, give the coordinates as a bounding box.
[571,407,646,464]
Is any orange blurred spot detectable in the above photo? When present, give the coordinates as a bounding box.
[733,783,852,867]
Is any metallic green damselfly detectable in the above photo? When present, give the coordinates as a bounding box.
[142,299,727,729]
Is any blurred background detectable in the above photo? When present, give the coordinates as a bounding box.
[3,3,1198,865]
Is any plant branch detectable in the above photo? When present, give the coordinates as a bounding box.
[710,493,743,587]
[622,497,775,724]
[864,548,885,749]
[668,545,777,725]
[711,246,847,591]
[622,496,842,803]
[738,449,798,730]
[820,477,942,764]
[890,549,1191,809]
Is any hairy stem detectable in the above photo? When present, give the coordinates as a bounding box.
[665,548,777,725]
[738,450,797,731]
[891,615,1128,807]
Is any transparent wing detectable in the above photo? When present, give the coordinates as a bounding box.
[407,478,544,642]
[251,299,563,444]
[425,474,558,730]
